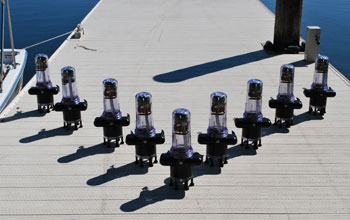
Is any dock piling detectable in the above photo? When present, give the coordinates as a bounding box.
[273,0,303,51]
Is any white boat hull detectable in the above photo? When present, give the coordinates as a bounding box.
[0,49,27,113]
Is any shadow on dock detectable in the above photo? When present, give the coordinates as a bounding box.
[120,144,255,212]
[87,162,148,186]
[120,181,184,212]
[262,111,324,137]
[153,49,277,83]
[293,111,324,125]
[0,110,46,122]
[58,144,114,163]
[193,144,257,178]
[20,127,73,143]
[262,125,290,137]
[289,59,313,67]
[227,144,257,159]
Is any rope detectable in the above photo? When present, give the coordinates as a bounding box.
[23,31,72,50]
[76,44,97,51]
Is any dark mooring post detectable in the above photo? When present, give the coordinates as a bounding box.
[273,0,303,51]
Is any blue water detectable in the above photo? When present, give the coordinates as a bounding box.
[2,0,98,84]
[261,0,350,79]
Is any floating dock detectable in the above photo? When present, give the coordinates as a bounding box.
[1,0,350,219]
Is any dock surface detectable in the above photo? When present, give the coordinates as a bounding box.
[1,0,350,219]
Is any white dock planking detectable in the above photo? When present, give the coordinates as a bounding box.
[1,0,350,219]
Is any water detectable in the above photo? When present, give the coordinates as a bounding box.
[1,0,98,85]
[261,0,350,79]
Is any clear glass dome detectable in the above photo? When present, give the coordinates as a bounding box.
[102,78,121,119]
[135,92,155,137]
[312,55,329,89]
[277,64,295,102]
[207,92,228,137]
[243,79,263,120]
[170,108,193,159]
[61,66,80,104]
[35,54,52,88]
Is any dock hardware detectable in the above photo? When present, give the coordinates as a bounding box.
[28,54,59,112]
[304,55,336,115]
[160,108,202,190]
[235,79,271,149]
[54,66,88,130]
[94,78,130,147]
[197,92,237,167]
[126,92,165,167]
[269,64,302,127]
[71,24,84,39]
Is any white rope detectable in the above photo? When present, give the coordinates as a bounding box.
[23,31,72,50]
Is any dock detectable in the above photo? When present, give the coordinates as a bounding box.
[1,0,350,219]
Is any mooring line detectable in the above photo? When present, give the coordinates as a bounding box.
[23,31,72,50]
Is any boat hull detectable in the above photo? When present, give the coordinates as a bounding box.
[0,49,27,113]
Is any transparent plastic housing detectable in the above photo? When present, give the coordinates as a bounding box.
[35,54,52,88]
[312,55,329,89]
[207,92,228,137]
[243,79,263,120]
[102,78,121,119]
[135,92,155,137]
[61,66,80,104]
[170,108,193,159]
[277,64,295,102]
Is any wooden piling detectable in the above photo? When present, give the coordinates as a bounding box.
[273,0,303,51]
